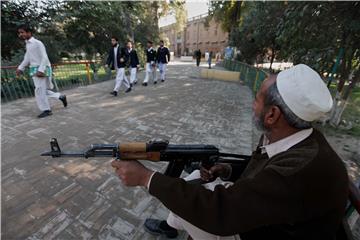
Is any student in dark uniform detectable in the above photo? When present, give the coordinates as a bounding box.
[142,40,157,86]
[126,40,139,86]
[208,51,213,69]
[195,49,201,67]
[156,40,170,82]
[106,37,131,96]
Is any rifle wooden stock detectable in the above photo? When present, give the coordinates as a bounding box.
[119,142,161,161]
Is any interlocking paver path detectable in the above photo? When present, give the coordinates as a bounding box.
[2,61,254,239]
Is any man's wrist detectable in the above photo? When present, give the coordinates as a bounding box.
[144,170,155,188]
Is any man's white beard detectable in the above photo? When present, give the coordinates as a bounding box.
[252,111,269,134]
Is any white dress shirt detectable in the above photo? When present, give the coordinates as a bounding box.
[260,128,313,158]
[113,45,119,68]
[17,37,51,73]
[147,47,155,65]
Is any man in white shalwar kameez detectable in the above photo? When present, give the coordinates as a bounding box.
[16,24,67,118]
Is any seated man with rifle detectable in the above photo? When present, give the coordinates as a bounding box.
[111,64,349,239]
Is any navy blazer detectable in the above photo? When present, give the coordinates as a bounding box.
[146,48,157,63]
[106,46,128,69]
[157,47,170,64]
[126,49,139,68]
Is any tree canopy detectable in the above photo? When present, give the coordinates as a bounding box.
[1,0,63,63]
[213,1,360,79]
[1,0,184,64]
[209,1,359,125]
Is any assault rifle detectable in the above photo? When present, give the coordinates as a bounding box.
[41,138,251,178]
[41,138,360,239]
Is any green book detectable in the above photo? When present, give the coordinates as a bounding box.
[29,66,52,77]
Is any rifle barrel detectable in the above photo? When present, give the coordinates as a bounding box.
[41,151,115,158]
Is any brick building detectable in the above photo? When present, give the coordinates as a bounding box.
[160,14,228,57]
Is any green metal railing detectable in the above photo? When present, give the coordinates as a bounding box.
[1,61,115,103]
[220,59,269,94]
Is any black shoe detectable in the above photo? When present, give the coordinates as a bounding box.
[59,95,67,107]
[130,83,133,87]
[161,79,165,82]
[134,81,137,85]
[37,110,52,118]
[154,81,157,85]
[110,91,118,96]
[142,83,148,86]
[144,219,178,238]
[125,87,132,93]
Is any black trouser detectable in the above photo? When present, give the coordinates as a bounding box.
[196,58,200,66]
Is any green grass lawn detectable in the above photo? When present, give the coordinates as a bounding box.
[340,86,360,136]
[326,83,360,137]
[53,64,110,81]
[54,64,88,80]
[53,64,115,87]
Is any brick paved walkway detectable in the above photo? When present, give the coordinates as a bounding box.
[2,61,254,239]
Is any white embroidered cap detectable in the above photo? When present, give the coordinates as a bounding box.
[276,64,333,122]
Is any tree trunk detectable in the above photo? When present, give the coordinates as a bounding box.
[235,1,242,24]
[335,31,350,92]
[151,1,160,39]
[336,57,350,93]
[330,70,359,126]
[328,42,356,126]
[330,95,348,126]
[269,48,275,72]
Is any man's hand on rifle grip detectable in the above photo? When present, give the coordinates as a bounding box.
[200,163,232,182]
[111,160,154,187]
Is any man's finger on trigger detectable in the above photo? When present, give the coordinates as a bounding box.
[111,160,121,168]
